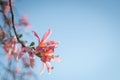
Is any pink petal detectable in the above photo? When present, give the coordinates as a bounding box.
[36,46,45,53]
[24,47,34,53]
[41,29,52,43]
[32,31,40,43]
[47,40,59,48]
[47,40,59,44]
[16,48,26,61]
[6,48,12,59]
[45,47,54,55]
[40,63,46,75]
[45,62,51,74]
[29,52,34,68]
[19,15,30,27]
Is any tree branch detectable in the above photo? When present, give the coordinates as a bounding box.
[8,0,40,57]
[9,0,25,47]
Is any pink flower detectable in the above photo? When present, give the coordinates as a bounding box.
[16,29,61,74]
[19,15,30,27]
[17,46,35,68]
[33,29,61,74]
[3,37,18,59]
[33,29,58,55]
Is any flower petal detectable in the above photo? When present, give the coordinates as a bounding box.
[41,29,52,43]
[32,31,40,43]
[19,15,30,27]
[36,46,45,54]
[47,40,59,48]
[45,48,54,56]
[6,48,12,59]
[16,48,26,61]
[46,62,51,74]
[40,63,46,75]
[29,52,35,68]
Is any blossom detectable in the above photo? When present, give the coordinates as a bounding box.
[33,29,61,74]
[16,29,61,74]
[19,15,30,27]
[3,37,18,59]
[17,46,35,68]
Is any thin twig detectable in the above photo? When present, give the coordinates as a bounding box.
[8,0,40,58]
[9,0,25,47]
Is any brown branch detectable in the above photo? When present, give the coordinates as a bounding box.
[9,0,25,47]
[8,0,40,58]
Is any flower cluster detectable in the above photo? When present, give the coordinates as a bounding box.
[15,29,61,74]
[0,0,61,77]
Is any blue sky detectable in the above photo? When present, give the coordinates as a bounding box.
[15,0,120,80]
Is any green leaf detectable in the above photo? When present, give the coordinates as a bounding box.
[18,34,23,38]
[30,42,35,46]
